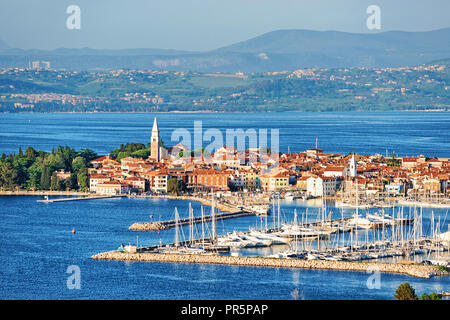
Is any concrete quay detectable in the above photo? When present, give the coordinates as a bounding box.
[91,251,449,279]
[37,194,125,203]
[0,190,90,196]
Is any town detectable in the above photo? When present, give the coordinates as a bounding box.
[85,118,450,209]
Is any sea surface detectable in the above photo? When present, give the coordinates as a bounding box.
[0,111,449,157]
[0,112,449,299]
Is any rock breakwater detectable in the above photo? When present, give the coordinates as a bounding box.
[91,251,449,279]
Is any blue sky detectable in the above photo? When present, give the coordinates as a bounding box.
[0,0,449,51]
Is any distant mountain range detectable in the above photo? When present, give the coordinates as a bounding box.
[1,28,450,72]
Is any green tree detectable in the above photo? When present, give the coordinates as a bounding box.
[72,156,86,173]
[0,162,18,190]
[26,164,41,190]
[77,168,89,192]
[167,178,179,194]
[78,148,98,163]
[40,165,51,190]
[116,151,131,162]
[394,282,418,300]
[167,178,186,195]
[25,146,36,159]
[131,148,151,159]
[420,292,442,300]
[50,171,64,190]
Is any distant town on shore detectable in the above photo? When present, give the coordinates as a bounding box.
[0,58,449,113]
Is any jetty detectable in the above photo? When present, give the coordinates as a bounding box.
[129,210,255,231]
[37,194,125,203]
[91,251,449,279]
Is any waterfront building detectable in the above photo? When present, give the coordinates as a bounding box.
[423,178,441,193]
[306,176,337,197]
[122,176,146,192]
[188,168,230,191]
[228,169,247,189]
[324,165,347,178]
[260,169,290,192]
[385,184,403,195]
[89,173,111,192]
[93,181,130,195]
[306,148,323,158]
[91,155,118,169]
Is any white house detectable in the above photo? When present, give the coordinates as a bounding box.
[307,176,337,197]
[92,181,130,195]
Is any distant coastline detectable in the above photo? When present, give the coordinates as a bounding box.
[1,109,449,114]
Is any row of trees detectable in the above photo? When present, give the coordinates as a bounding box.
[0,146,98,192]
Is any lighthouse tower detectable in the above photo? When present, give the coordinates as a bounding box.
[349,154,357,177]
[150,117,160,162]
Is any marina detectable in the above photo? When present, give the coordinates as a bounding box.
[107,196,450,273]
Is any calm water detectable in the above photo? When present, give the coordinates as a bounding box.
[0,112,449,299]
[0,112,449,157]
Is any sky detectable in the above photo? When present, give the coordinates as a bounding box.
[0,0,449,51]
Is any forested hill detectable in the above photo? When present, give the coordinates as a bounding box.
[1,28,450,72]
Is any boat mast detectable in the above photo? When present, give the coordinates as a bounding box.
[174,207,179,248]
[201,205,205,245]
[294,208,298,253]
[189,202,193,245]
[277,197,280,229]
[211,190,216,241]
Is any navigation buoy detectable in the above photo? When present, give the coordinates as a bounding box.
[72,228,76,234]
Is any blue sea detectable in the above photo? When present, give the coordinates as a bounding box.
[0,112,449,300]
[0,112,449,157]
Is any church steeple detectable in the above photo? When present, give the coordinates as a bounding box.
[151,117,160,161]
[151,117,159,141]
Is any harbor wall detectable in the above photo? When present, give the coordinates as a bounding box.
[91,251,449,279]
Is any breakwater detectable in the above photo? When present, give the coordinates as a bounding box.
[129,210,254,231]
[91,251,449,279]
[128,194,239,213]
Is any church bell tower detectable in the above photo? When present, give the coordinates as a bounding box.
[151,117,160,161]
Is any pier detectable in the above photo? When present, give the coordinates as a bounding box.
[37,194,125,203]
[129,210,256,231]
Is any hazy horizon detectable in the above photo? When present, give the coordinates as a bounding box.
[0,0,449,51]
